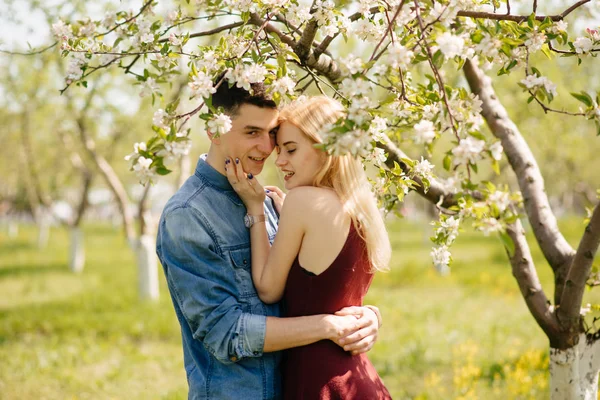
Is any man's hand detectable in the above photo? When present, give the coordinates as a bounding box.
[333,306,381,355]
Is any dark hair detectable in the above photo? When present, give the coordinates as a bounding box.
[212,73,276,116]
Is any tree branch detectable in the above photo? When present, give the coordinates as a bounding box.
[158,22,245,43]
[377,137,482,208]
[249,13,343,83]
[505,219,561,342]
[462,59,575,283]
[456,0,591,22]
[294,20,319,60]
[559,201,600,330]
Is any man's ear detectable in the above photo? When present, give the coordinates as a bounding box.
[207,130,221,145]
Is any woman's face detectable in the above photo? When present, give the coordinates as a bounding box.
[275,121,325,190]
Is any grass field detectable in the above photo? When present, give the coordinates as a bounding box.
[0,216,593,399]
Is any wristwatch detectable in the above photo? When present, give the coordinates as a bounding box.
[244,213,266,228]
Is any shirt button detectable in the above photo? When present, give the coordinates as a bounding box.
[243,259,247,264]
[230,356,238,362]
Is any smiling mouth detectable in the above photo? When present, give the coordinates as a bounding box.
[283,171,295,180]
[249,156,265,162]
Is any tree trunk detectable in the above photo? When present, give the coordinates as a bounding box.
[133,235,159,301]
[69,226,85,273]
[550,334,600,399]
[176,153,191,190]
[7,221,18,238]
[37,210,50,249]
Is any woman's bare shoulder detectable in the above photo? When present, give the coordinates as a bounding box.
[283,187,342,216]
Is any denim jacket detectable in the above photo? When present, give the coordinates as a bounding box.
[156,155,281,400]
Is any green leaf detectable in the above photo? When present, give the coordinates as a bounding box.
[499,231,515,257]
[491,159,500,175]
[570,91,593,107]
[443,154,452,171]
[432,50,444,69]
[156,166,172,176]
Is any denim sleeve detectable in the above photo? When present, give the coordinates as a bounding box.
[157,207,266,364]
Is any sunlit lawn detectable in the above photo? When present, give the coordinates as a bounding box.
[0,216,592,399]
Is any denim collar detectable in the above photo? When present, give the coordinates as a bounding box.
[194,154,243,205]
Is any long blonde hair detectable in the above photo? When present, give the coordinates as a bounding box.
[279,96,391,272]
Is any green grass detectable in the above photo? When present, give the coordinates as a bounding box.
[0,217,592,399]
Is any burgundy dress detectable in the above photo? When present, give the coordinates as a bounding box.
[282,223,392,400]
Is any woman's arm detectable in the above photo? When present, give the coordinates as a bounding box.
[224,159,306,303]
[247,190,306,303]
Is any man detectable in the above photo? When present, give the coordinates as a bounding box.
[156,79,381,400]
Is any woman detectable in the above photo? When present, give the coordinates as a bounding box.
[225,96,392,399]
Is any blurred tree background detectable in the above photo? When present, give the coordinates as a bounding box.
[0,0,599,399]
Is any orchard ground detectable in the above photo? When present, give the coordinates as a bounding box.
[1,216,597,399]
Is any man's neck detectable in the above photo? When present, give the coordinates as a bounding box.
[205,149,227,176]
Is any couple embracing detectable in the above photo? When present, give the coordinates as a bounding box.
[156,77,392,399]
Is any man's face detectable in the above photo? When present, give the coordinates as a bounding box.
[214,104,279,176]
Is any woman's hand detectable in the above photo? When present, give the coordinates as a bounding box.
[224,157,265,213]
[264,185,286,215]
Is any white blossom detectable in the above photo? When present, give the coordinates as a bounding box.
[368,116,388,141]
[436,32,465,58]
[224,0,258,12]
[520,75,557,96]
[133,156,156,185]
[285,3,312,26]
[413,120,436,144]
[574,37,594,54]
[140,77,159,97]
[431,245,451,275]
[488,190,511,213]
[347,97,374,125]
[387,43,413,70]
[102,12,116,29]
[552,20,568,34]
[225,64,268,91]
[165,10,179,25]
[364,147,387,166]
[66,57,84,81]
[352,18,383,42]
[339,77,371,97]
[188,72,216,99]
[271,76,296,96]
[340,54,364,75]
[52,20,72,40]
[413,157,435,181]
[158,140,192,166]
[153,109,169,130]
[169,33,182,46]
[489,141,503,161]
[79,20,96,37]
[479,217,503,236]
[196,50,219,73]
[140,32,155,44]
[451,136,485,165]
[524,30,547,53]
[435,216,460,244]
[330,129,372,157]
[207,113,233,136]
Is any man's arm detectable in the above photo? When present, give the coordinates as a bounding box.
[157,207,372,363]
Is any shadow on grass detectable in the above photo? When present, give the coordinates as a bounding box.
[0,263,67,278]
[0,240,35,255]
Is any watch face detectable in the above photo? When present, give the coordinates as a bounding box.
[244,214,252,228]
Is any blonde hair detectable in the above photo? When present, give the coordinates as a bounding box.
[279,96,391,272]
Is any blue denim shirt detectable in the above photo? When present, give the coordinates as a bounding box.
[156,155,281,400]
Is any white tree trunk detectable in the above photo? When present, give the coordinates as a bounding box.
[37,212,50,249]
[7,221,18,238]
[69,226,85,273]
[133,235,159,301]
[550,334,600,399]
